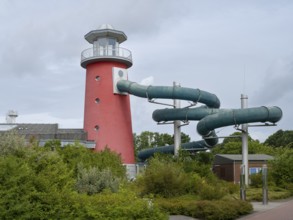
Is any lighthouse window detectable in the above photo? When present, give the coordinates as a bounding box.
[95,98,100,103]
[94,38,117,56]
[95,76,100,81]
[94,125,99,131]
[108,38,117,56]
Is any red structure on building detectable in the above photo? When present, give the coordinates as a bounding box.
[80,24,135,165]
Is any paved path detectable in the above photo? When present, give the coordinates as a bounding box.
[238,198,293,220]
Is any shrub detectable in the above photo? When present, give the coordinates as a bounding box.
[199,184,226,200]
[72,190,168,219]
[156,198,252,220]
[56,144,126,178]
[0,131,27,157]
[76,167,120,195]
[270,148,293,187]
[136,156,196,197]
[0,150,76,219]
[250,173,263,188]
[284,183,293,194]
[246,187,292,201]
[226,181,240,194]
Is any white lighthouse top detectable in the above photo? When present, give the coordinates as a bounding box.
[81,25,132,68]
[84,24,127,44]
[98,24,114,30]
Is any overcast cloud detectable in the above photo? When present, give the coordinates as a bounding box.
[0,0,292,142]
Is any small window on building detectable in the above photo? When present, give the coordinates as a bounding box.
[95,76,100,81]
[95,98,100,103]
[94,125,99,131]
[249,167,262,175]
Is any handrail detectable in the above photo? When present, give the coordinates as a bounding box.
[81,47,132,62]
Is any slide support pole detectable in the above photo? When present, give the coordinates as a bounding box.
[173,82,181,157]
[241,94,249,186]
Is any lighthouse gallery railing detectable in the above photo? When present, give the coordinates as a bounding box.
[81,47,132,63]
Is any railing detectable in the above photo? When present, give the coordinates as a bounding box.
[81,47,132,63]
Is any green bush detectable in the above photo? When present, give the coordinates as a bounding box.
[199,184,226,200]
[0,151,76,219]
[136,156,196,197]
[270,148,293,187]
[246,187,292,201]
[76,167,120,195]
[56,144,126,178]
[250,173,263,188]
[0,131,27,157]
[156,198,252,220]
[284,183,293,194]
[226,181,240,194]
[72,190,168,219]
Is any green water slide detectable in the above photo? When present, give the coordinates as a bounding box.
[117,80,283,161]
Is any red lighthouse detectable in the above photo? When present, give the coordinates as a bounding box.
[81,24,135,166]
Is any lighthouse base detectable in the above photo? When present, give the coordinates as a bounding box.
[125,164,137,180]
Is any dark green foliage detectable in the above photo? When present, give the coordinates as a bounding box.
[157,198,252,220]
[264,129,293,148]
[212,134,276,155]
[284,183,293,194]
[133,131,190,151]
[0,134,166,219]
[270,148,293,187]
[55,144,126,178]
[136,156,195,197]
[73,190,168,219]
[134,131,172,151]
[0,131,27,156]
[0,156,35,218]
[199,184,227,200]
[135,154,237,200]
[0,151,75,219]
[194,151,214,164]
[246,187,292,201]
[178,152,215,179]
[180,132,191,144]
[250,173,263,188]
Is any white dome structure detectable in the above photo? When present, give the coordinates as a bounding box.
[98,24,114,30]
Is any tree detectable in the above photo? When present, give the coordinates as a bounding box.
[136,155,195,197]
[264,129,293,148]
[0,134,167,219]
[0,131,27,156]
[270,148,293,187]
[181,132,191,144]
[133,131,191,151]
[0,150,76,219]
[52,143,126,178]
[212,132,276,155]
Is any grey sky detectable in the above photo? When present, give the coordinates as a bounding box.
[0,0,292,142]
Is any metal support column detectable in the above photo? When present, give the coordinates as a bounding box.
[173,82,181,157]
[241,94,249,186]
[240,164,246,200]
[262,164,268,205]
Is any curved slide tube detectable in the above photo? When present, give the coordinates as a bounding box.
[117,80,283,161]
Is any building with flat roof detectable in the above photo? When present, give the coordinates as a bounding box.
[0,123,95,148]
[213,154,274,183]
